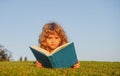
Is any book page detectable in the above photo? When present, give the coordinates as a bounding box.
[31,46,51,56]
[50,42,72,55]
[31,42,72,56]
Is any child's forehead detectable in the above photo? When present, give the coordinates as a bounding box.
[48,31,59,36]
[46,30,57,34]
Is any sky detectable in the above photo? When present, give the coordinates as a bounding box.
[0,0,120,61]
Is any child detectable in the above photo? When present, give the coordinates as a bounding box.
[35,22,80,68]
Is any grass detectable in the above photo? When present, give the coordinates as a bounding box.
[0,61,120,76]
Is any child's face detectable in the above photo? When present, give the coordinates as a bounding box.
[46,32,61,50]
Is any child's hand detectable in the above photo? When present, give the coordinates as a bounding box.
[35,61,43,68]
[73,61,80,69]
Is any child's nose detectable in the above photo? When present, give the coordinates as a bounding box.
[51,39,56,43]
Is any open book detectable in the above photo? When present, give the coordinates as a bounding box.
[29,42,78,68]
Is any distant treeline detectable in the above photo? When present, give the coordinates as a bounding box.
[0,44,12,61]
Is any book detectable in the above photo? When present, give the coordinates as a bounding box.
[29,42,78,68]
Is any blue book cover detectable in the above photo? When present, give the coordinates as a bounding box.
[29,42,78,68]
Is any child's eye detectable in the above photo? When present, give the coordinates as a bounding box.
[55,37,59,39]
[47,37,52,39]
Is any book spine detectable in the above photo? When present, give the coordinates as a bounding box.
[48,56,56,68]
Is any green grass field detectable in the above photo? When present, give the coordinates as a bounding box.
[0,61,120,76]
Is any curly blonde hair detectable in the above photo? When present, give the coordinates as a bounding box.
[39,22,68,50]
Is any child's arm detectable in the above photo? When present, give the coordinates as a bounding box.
[73,61,80,69]
[35,60,80,68]
[35,61,43,68]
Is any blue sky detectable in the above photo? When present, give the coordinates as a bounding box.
[0,0,120,61]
